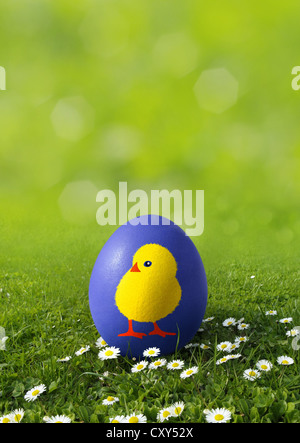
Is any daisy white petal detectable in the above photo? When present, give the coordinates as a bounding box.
[0,414,14,423]
[95,336,108,348]
[109,416,126,423]
[222,318,236,327]
[75,345,90,356]
[24,384,46,402]
[131,360,148,373]
[286,329,300,337]
[98,346,120,360]
[243,369,261,380]
[157,407,173,422]
[279,317,293,324]
[265,310,277,316]
[44,415,71,423]
[256,359,273,372]
[217,341,232,352]
[171,401,185,417]
[180,366,198,379]
[277,356,294,365]
[102,396,119,405]
[57,356,72,362]
[167,359,184,370]
[149,358,167,369]
[216,356,230,365]
[237,323,249,331]
[124,413,147,423]
[204,408,231,423]
[143,347,160,357]
[11,409,25,423]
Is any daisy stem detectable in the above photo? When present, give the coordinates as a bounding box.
[191,376,208,408]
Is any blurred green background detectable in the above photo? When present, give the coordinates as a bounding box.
[0,0,299,275]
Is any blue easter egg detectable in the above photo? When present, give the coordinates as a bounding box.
[89,215,207,358]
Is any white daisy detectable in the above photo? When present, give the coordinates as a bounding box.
[243,369,261,381]
[202,317,214,323]
[256,360,273,372]
[171,401,185,417]
[265,310,277,316]
[44,415,71,423]
[124,413,147,423]
[24,384,46,402]
[277,356,294,366]
[237,323,249,331]
[149,358,167,369]
[200,343,210,350]
[0,414,14,423]
[227,353,242,360]
[102,396,119,405]
[57,356,72,362]
[222,317,236,327]
[143,347,160,358]
[10,409,25,423]
[204,407,231,423]
[286,329,300,337]
[234,336,248,344]
[216,341,232,352]
[75,346,90,356]
[180,366,198,379]
[167,360,184,370]
[229,342,240,351]
[216,356,230,365]
[95,336,108,348]
[131,360,148,373]
[157,407,173,422]
[184,343,200,349]
[98,346,120,360]
[279,318,293,324]
[109,415,126,423]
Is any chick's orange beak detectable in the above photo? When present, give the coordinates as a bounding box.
[130,262,140,272]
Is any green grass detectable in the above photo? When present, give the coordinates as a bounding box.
[0,222,299,423]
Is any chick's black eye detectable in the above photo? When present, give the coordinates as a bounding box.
[144,261,152,267]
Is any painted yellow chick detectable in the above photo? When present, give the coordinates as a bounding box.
[115,243,182,338]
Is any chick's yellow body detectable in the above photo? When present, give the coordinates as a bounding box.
[115,244,182,324]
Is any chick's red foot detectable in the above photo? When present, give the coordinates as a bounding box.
[118,320,147,339]
[148,322,176,337]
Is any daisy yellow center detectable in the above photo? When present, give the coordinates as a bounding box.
[186,370,193,375]
[203,345,209,349]
[261,365,268,370]
[221,344,227,349]
[154,361,161,366]
[249,371,256,377]
[228,322,232,325]
[282,360,289,364]
[137,364,144,370]
[101,340,106,345]
[172,363,179,367]
[15,414,22,422]
[162,411,170,418]
[3,418,10,423]
[221,358,227,362]
[148,350,155,355]
[215,414,224,421]
[32,389,40,396]
[174,407,182,415]
[55,421,63,423]
[111,419,119,423]
[107,396,115,402]
[284,320,288,323]
[105,350,113,356]
[129,416,139,423]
